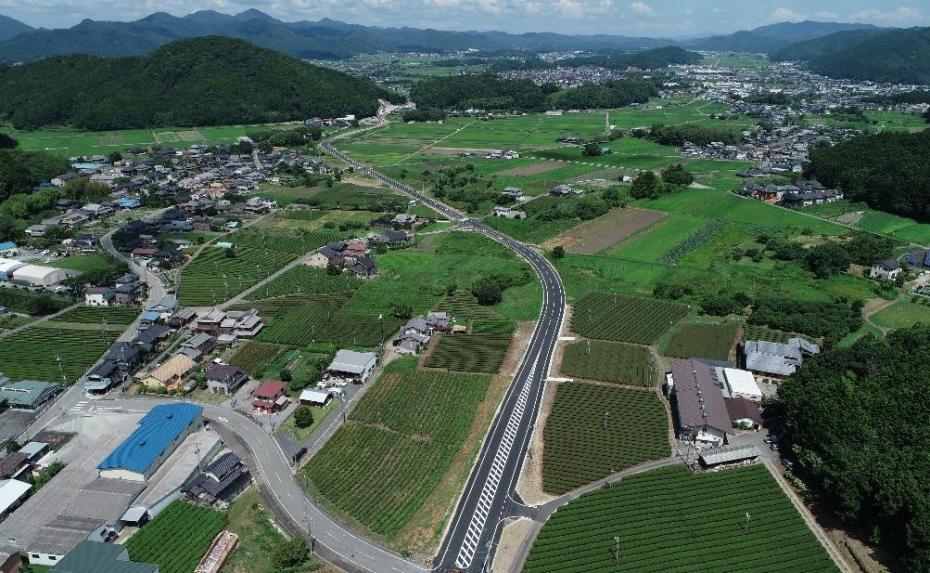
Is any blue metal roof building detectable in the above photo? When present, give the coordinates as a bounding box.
[97,403,203,481]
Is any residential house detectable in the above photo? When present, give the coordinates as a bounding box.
[85,287,115,307]
[870,259,902,280]
[492,206,526,220]
[141,354,196,391]
[181,452,247,504]
[392,214,417,226]
[252,381,288,413]
[550,184,576,197]
[306,246,344,269]
[350,256,377,278]
[205,364,249,395]
[427,312,451,331]
[501,187,523,200]
[196,309,226,336]
[725,397,763,430]
[132,324,170,353]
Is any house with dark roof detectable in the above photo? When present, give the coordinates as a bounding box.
[181,452,247,504]
[869,259,902,280]
[725,397,763,430]
[667,359,731,446]
[205,365,249,395]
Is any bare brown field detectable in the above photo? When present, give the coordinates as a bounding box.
[497,162,566,177]
[544,208,667,254]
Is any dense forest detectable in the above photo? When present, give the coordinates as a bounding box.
[409,75,657,112]
[0,36,393,130]
[632,123,741,147]
[863,90,930,106]
[806,130,930,222]
[0,148,69,202]
[493,46,700,72]
[804,27,930,84]
[775,327,930,572]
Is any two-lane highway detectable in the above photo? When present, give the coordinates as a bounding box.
[323,134,567,571]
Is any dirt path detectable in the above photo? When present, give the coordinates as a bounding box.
[861,296,899,335]
[763,460,856,573]
[0,302,83,340]
[393,120,478,166]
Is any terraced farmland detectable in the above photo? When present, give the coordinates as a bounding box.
[542,383,669,494]
[571,293,688,344]
[228,341,285,377]
[425,319,515,373]
[525,465,838,573]
[664,322,739,361]
[304,365,490,537]
[560,340,654,387]
[0,323,118,381]
[178,245,294,306]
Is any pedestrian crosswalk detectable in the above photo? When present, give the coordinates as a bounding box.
[69,400,88,414]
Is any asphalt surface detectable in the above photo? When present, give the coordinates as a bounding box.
[323,136,567,572]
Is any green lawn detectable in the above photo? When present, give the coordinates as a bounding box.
[52,254,119,273]
[871,299,930,330]
[276,399,339,442]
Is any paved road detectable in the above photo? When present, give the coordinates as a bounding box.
[323,135,567,572]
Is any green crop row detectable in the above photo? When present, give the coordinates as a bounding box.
[572,293,688,345]
[560,340,655,386]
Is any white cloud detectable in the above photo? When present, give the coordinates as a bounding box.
[849,7,927,25]
[768,7,804,22]
[629,1,653,16]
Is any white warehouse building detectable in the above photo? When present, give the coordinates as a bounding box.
[10,264,70,287]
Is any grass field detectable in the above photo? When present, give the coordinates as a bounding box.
[560,340,655,386]
[542,383,669,494]
[546,208,666,254]
[125,501,227,573]
[525,465,838,572]
[663,322,739,361]
[8,122,303,156]
[303,361,490,538]
[52,254,119,273]
[802,199,930,245]
[871,298,930,330]
[223,487,319,573]
[572,293,688,345]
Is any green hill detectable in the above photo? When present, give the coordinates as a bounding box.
[771,28,887,62]
[688,20,881,54]
[0,36,392,130]
[804,27,930,84]
[0,14,32,42]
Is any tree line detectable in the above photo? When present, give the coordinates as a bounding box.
[409,75,658,113]
[806,130,930,222]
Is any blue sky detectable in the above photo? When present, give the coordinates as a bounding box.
[1,0,927,36]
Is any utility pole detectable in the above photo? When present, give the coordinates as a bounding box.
[603,411,609,430]
[613,535,621,567]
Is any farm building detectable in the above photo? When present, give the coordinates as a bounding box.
[50,540,159,573]
[0,242,17,257]
[252,381,288,413]
[725,397,763,430]
[0,379,60,410]
[97,403,204,482]
[667,359,731,446]
[299,389,333,406]
[325,350,377,383]
[85,287,115,306]
[10,264,70,287]
[0,258,24,280]
[0,478,31,516]
[698,444,761,469]
[740,337,819,378]
[719,368,763,401]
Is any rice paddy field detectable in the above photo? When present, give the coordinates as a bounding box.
[525,465,838,573]
[542,383,670,494]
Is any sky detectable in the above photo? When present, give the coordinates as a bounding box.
[1,0,928,37]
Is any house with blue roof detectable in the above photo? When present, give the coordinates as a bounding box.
[97,403,203,482]
[115,197,142,210]
[0,241,16,256]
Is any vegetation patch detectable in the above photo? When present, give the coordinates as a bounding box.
[542,383,669,494]
[560,340,655,387]
[663,322,738,361]
[304,362,490,538]
[0,288,71,315]
[572,293,688,345]
[125,501,227,573]
[425,319,514,373]
[0,323,118,381]
[179,245,294,306]
[228,341,285,377]
[525,465,837,572]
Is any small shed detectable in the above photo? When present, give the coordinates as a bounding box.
[299,389,333,406]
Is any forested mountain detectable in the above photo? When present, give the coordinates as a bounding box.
[804,27,930,84]
[409,75,657,112]
[688,20,881,53]
[775,326,930,572]
[770,28,887,62]
[0,9,672,62]
[0,14,32,41]
[805,130,930,222]
[0,37,391,130]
